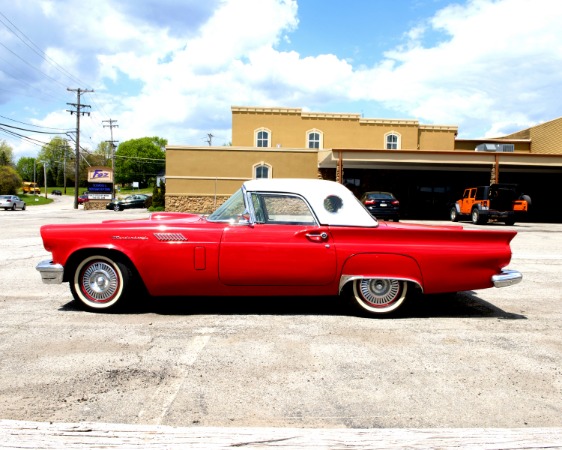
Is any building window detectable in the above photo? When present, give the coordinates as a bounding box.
[307,129,323,149]
[253,162,272,179]
[385,132,400,150]
[255,128,271,147]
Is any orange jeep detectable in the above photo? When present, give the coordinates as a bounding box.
[450,184,530,225]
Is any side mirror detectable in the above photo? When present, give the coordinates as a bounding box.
[235,211,252,225]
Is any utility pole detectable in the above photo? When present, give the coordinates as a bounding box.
[103,118,119,198]
[67,88,93,209]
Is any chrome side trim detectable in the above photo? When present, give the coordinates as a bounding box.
[339,275,422,294]
[36,259,64,284]
[492,269,522,288]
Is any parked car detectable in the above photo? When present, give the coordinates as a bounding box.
[450,184,530,225]
[77,195,89,204]
[360,191,400,221]
[106,194,150,212]
[52,190,62,196]
[1,195,26,211]
[36,179,522,316]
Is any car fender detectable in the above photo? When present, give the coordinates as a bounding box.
[62,244,138,281]
[339,253,424,293]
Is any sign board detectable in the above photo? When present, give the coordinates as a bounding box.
[87,166,113,200]
[88,166,113,183]
[88,193,112,200]
[87,183,113,200]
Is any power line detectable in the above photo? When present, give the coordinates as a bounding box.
[0,122,70,135]
[0,11,88,88]
[0,114,70,132]
[0,41,68,90]
[0,126,50,148]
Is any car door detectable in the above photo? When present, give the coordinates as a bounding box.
[460,189,475,214]
[218,192,337,286]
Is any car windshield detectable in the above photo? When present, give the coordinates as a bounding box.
[207,189,246,222]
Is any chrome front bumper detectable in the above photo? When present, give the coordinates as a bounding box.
[492,269,522,288]
[36,259,64,284]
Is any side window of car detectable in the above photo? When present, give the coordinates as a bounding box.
[254,194,316,225]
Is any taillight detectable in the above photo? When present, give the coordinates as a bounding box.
[392,200,399,206]
[364,200,374,205]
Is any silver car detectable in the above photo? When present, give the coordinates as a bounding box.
[0,195,26,211]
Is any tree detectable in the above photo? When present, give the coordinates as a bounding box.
[0,165,23,195]
[92,141,114,167]
[114,137,166,187]
[37,137,74,187]
[16,157,37,182]
[0,140,15,167]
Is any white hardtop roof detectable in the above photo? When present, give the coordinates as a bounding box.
[242,178,378,227]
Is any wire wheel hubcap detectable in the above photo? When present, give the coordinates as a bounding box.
[358,278,401,307]
[81,261,119,303]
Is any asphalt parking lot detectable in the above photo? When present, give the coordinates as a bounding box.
[0,194,561,433]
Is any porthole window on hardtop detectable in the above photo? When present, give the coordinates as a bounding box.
[323,195,343,213]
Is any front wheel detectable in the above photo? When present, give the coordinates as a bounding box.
[450,207,459,222]
[114,204,121,212]
[351,278,408,315]
[70,255,131,311]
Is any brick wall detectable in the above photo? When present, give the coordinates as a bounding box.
[166,195,230,214]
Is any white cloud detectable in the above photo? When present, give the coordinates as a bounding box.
[3,0,562,159]
[367,0,562,136]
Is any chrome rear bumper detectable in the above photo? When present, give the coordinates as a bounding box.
[36,259,64,284]
[492,269,522,288]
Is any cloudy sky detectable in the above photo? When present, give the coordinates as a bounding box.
[1,0,562,160]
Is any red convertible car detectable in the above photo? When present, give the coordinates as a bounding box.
[36,179,522,316]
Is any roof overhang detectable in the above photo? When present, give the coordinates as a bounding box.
[319,148,562,170]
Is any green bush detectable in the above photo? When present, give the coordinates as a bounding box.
[0,166,23,195]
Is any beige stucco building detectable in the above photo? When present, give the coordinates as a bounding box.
[166,107,562,221]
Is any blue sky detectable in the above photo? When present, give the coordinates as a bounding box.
[1,0,562,160]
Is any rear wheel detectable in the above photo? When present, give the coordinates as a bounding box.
[351,278,408,315]
[70,255,131,311]
[472,208,487,225]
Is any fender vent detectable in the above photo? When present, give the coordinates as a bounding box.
[153,233,188,241]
